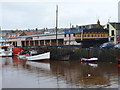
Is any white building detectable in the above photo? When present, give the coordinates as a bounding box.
[64,33,81,46]
[104,22,120,44]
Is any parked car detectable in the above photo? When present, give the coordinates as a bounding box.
[114,43,120,49]
[100,42,115,49]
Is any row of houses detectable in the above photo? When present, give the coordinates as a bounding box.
[1,20,120,48]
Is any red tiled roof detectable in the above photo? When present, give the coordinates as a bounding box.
[23,32,37,35]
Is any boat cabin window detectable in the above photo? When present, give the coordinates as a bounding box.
[2,47,8,51]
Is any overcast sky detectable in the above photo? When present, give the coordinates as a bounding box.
[0,0,119,30]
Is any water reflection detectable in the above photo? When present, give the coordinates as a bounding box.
[2,56,118,88]
[2,57,13,66]
[50,61,118,88]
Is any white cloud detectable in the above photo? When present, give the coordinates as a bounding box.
[0,0,119,2]
[1,1,119,29]
[0,3,2,26]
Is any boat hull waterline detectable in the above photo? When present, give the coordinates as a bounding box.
[26,52,50,61]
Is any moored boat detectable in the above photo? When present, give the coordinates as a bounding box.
[80,57,98,62]
[0,43,13,57]
[26,52,50,61]
[18,52,50,61]
[12,47,24,56]
[18,52,30,59]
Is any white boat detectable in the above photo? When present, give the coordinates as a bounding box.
[18,52,30,59]
[26,52,50,61]
[18,55,27,59]
[80,57,98,62]
[0,43,13,57]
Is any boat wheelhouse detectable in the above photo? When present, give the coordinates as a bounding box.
[0,43,14,57]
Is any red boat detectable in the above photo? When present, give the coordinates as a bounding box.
[12,47,24,55]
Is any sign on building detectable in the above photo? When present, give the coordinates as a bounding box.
[26,37,33,41]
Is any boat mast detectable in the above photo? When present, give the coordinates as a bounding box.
[0,26,1,40]
[0,27,1,44]
[56,5,58,46]
[0,26,3,44]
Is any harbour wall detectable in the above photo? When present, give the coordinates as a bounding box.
[24,46,120,62]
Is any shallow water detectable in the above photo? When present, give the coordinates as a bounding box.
[2,56,119,88]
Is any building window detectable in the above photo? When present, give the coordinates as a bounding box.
[79,34,81,37]
[69,34,70,37]
[89,34,92,37]
[66,34,69,37]
[111,37,114,41]
[98,34,100,37]
[64,41,66,45]
[111,30,114,36]
[75,34,77,37]
[64,34,66,37]
[103,34,105,37]
[73,34,75,37]
[84,34,86,37]
[106,34,108,37]
[107,24,109,30]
